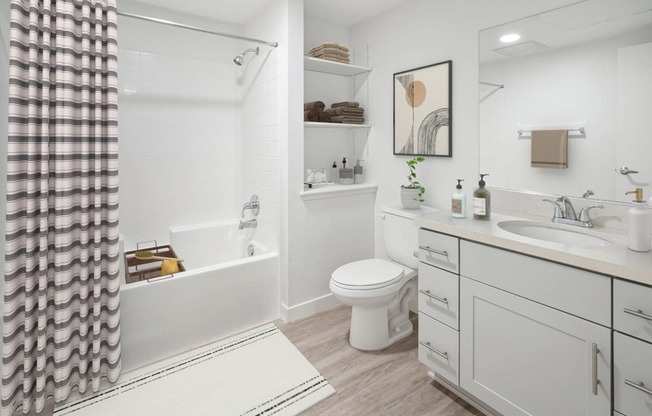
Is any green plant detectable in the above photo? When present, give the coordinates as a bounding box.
[402,156,426,202]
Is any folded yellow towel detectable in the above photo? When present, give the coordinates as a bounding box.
[531,129,568,169]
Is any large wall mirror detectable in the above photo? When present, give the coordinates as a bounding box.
[479,0,652,203]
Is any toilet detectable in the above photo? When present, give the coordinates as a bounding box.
[330,205,438,350]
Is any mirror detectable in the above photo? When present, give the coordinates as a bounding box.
[478,0,652,202]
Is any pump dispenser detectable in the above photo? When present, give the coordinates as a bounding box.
[354,160,364,184]
[625,187,651,252]
[473,174,491,220]
[452,179,466,218]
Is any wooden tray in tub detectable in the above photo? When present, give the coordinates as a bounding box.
[124,244,186,284]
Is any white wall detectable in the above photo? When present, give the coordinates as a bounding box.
[480,29,652,200]
[118,2,244,249]
[241,2,285,251]
[348,0,580,257]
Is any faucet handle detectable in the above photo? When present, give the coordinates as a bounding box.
[542,198,564,219]
[578,205,604,223]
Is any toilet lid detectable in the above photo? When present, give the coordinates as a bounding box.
[332,259,404,289]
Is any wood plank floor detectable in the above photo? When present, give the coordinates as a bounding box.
[276,305,482,416]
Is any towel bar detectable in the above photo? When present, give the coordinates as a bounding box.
[518,127,585,136]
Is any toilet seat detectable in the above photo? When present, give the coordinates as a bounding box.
[331,259,404,290]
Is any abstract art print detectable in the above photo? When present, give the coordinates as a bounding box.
[393,60,452,156]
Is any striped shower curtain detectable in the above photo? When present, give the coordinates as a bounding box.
[2,1,121,414]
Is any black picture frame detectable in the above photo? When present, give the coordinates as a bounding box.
[393,60,452,157]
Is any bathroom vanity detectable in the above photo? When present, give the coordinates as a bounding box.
[414,211,652,416]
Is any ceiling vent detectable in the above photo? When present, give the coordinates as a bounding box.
[492,40,550,57]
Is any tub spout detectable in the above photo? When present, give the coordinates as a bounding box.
[238,218,257,230]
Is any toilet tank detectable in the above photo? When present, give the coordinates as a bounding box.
[382,205,438,269]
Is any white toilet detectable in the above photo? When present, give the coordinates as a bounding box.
[330,205,437,350]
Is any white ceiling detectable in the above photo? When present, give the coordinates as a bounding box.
[129,0,407,27]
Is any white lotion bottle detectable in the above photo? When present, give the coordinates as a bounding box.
[626,188,651,252]
[452,179,466,218]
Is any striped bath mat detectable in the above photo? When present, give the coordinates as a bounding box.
[54,324,334,415]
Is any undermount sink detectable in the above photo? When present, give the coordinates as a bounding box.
[497,220,615,247]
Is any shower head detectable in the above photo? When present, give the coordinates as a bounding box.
[233,47,259,66]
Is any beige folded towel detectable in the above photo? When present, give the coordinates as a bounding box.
[309,54,350,63]
[531,129,568,168]
[304,110,318,122]
[309,42,349,53]
[330,115,365,124]
[325,107,364,117]
[331,101,360,108]
[309,48,350,57]
[304,101,326,112]
[318,111,331,122]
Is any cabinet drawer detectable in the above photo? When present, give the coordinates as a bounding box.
[418,263,459,330]
[614,332,652,416]
[460,240,611,326]
[418,313,459,386]
[614,279,652,344]
[418,229,459,273]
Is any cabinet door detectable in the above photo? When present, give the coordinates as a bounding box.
[460,277,611,416]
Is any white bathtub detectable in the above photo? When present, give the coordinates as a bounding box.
[119,220,280,372]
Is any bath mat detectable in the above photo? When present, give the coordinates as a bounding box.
[54,324,335,416]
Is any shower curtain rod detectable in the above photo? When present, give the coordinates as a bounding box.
[116,11,279,48]
[479,80,504,89]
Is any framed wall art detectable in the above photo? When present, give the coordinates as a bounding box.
[393,60,452,157]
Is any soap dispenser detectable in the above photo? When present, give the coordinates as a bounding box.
[354,160,364,184]
[473,174,491,220]
[452,179,466,218]
[625,187,651,252]
[339,157,354,185]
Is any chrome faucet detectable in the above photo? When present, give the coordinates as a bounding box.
[241,194,260,218]
[542,196,604,228]
[238,218,257,230]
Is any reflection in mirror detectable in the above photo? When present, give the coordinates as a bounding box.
[478,0,652,203]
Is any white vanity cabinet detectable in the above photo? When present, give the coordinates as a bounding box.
[613,279,652,416]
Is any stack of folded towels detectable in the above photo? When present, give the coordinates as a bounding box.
[308,42,350,64]
[325,101,365,124]
[304,101,331,122]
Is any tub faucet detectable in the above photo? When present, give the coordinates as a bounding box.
[238,218,257,230]
[241,194,260,218]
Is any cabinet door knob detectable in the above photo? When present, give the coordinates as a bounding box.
[624,308,652,321]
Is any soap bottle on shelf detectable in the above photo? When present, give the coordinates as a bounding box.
[331,161,338,184]
[452,179,466,218]
[473,174,491,220]
[625,187,651,252]
[354,160,364,184]
[339,157,354,185]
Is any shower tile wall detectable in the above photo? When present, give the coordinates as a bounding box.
[118,17,243,250]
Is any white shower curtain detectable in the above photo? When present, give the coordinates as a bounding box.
[2,1,121,414]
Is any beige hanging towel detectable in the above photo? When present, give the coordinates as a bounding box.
[531,129,568,168]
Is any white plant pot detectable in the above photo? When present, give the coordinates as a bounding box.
[400,187,421,209]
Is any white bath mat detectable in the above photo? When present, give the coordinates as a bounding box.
[54,324,334,416]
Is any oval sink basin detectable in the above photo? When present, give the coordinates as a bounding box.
[497,220,615,247]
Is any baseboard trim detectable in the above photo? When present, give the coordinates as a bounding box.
[428,372,499,416]
[281,293,341,322]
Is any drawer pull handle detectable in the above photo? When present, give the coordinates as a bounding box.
[419,341,448,360]
[624,308,652,321]
[592,343,600,396]
[419,289,449,305]
[625,380,652,396]
[419,245,449,258]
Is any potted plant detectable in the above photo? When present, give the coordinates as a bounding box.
[401,156,425,209]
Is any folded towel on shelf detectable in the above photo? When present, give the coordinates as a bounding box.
[330,115,365,124]
[309,42,349,53]
[531,129,568,169]
[309,48,350,58]
[318,111,331,122]
[309,55,350,64]
[304,101,326,112]
[331,101,360,108]
[325,107,364,117]
[304,110,319,122]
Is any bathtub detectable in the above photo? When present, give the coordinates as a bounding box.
[119,220,280,372]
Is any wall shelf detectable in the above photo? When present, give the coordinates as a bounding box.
[304,121,371,129]
[304,56,371,77]
[299,183,378,200]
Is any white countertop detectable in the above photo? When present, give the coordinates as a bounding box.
[414,211,652,286]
